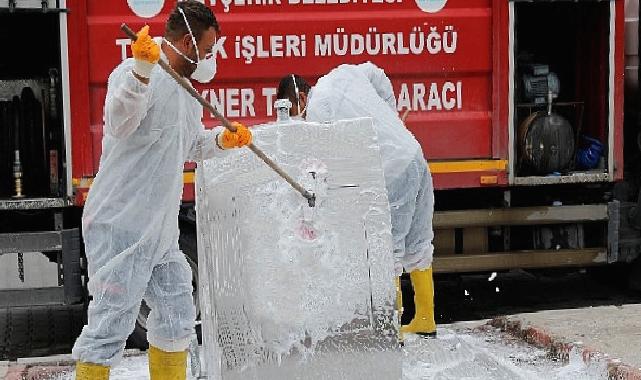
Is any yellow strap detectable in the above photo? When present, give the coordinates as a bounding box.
[74,160,508,190]
[183,172,195,184]
[428,160,508,174]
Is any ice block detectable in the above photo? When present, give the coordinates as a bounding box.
[196,117,400,380]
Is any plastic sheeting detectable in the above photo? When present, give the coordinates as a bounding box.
[196,118,400,380]
[306,62,434,272]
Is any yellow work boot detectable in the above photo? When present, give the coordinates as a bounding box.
[401,267,437,337]
[75,361,110,380]
[148,345,188,380]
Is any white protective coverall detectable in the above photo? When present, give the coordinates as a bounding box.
[72,57,228,366]
[305,62,434,275]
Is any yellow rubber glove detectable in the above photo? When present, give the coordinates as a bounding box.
[131,25,160,79]
[218,122,253,149]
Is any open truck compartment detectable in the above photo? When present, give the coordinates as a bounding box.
[427,0,632,274]
[0,9,67,201]
[0,2,83,325]
[512,0,613,185]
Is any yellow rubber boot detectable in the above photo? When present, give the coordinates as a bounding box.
[401,267,436,336]
[75,361,110,380]
[148,345,188,380]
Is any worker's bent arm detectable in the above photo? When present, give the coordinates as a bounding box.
[104,70,150,139]
[187,126,229,161]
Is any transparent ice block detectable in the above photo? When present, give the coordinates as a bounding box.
[196,118,400,380]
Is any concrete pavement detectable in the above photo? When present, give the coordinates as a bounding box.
[491,303,641,380]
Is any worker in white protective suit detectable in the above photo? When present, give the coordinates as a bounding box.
[276,63,436,336]
[72,2,253,379]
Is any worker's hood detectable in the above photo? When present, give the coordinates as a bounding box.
[305,62,422,183]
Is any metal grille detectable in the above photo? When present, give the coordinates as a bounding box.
[0,1,62,10]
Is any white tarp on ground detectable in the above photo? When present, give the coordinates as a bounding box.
[195,118,401,380]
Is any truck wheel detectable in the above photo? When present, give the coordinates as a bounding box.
[127,228,200,349]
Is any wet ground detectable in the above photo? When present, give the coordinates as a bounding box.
[3,267,640,379]
[402,327,607,380]
[3,267,640,361]
[48,326,607,380]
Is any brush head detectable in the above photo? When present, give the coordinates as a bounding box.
[306,193,316,208]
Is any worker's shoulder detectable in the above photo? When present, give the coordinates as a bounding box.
[108,60,178,95]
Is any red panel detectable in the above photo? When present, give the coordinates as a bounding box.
[66,0,94,180]
[89,87,107,168]
[83,0,501,189]
[614,0,625,181]
[492,0,509,160]
[65,0,627,199]
[400,74,493,159]
[433,171,507,190]
[410,111,491,159]
[183,183,195,203]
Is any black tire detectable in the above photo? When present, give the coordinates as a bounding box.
[127,225,201,349]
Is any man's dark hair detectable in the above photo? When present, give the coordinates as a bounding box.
[165,1,220,42]
[277,74,311,105]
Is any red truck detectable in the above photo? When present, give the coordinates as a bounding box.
[1,0,640,356]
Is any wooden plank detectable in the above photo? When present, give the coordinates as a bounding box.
[463,227,488,254]
[434,229,456,255]
[434,205,609,229]
[432,248,607,273]
[513,173,610,186]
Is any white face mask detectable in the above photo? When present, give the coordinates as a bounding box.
[191,54,217,83]
[164,7,217,83]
